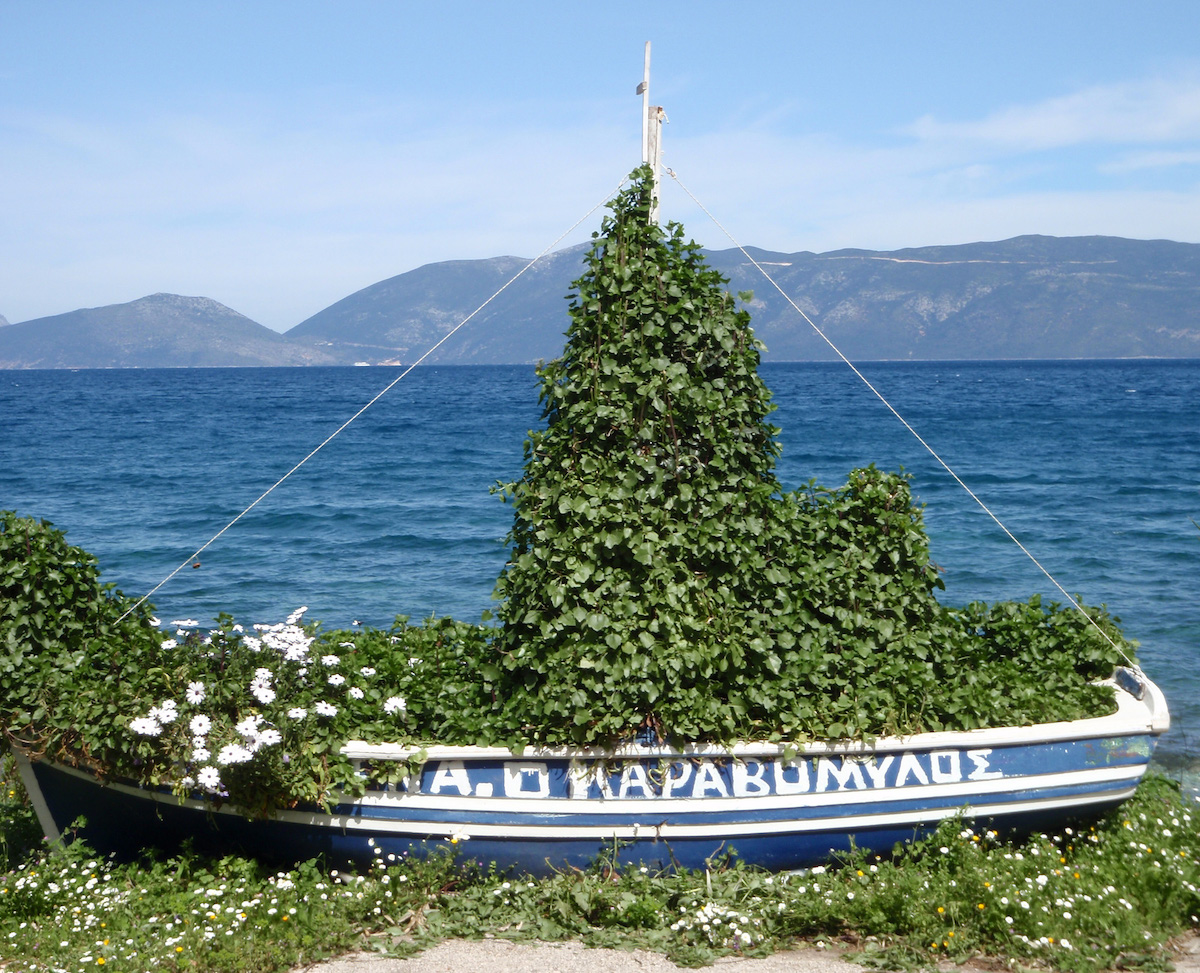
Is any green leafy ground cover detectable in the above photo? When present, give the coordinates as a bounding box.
[0,762,1197,972]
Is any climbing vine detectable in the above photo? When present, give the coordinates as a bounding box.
[483,169,1128,748]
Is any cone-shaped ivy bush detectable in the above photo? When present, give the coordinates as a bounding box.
[488,170,983,746]
[486,169,1129,748]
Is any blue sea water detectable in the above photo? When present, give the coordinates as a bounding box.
[2,361,1198,775]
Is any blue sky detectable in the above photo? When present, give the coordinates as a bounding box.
[4,1,1200,332]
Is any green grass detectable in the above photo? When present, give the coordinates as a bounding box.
[1,764,1197,972]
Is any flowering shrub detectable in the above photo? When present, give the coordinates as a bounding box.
[113,609,496,811]
[0,510,493,813]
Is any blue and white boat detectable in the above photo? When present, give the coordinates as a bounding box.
[16,667,1168,875]
[8,49,1173,877]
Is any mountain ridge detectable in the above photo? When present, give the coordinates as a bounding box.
[0,294,339,368]
[3,235,1199,368]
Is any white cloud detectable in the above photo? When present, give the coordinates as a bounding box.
[1099,149,1200,174]
[0,101,635,329]
[905,76,1200,151]
[6,71,1200,330]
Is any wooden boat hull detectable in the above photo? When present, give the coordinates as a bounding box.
[17,668,1169,875]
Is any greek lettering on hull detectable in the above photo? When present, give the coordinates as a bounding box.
[419,749,1004,800]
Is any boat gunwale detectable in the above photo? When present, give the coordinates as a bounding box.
[340,668,1169,764]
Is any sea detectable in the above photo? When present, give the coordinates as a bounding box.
[2,361,1198,781]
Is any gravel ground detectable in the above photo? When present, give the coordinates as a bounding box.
[292,939,865,973]
[292,933,1200,973]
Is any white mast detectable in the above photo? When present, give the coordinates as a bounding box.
[636,41,665,224]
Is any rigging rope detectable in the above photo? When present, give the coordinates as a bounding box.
[664,166,1139,671]
[118,177,630,623]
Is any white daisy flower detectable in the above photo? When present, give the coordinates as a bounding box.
[216,744,254,765]
[235,716,262,739]
[256,728,282,747]
[197,767,222,791]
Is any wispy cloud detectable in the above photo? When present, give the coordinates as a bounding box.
[904,77,1200,151]
[5,72,1200,331]
[0,99,635,329]
[1099,149,1200,174]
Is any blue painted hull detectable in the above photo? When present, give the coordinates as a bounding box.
[18,669,1169,875]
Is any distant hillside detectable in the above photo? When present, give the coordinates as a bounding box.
[0,313,9,327]
[708,236,1200,360]
[286,246,589,365]
[4,235,1200,368]
[0,294,339,368]
[289,235,1200,363]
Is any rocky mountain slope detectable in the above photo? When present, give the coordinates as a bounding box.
[3,235,1199,368]
[0,294,339,368]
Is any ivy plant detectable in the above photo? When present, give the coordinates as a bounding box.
[483,169,1128,748]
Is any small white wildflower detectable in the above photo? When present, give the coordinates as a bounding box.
[235,716,263,739]
[189,714,212,736]
[192,747,211,763]
[384,696,407,715]
[315,701,337,717]
[287,707,308,720]
[360,666,376,677]
[197,767,222,791]
[185,681,206,704]
[217,744,254,765]
[129,717,162,736]
[321,655,340,667]
[149,700,178,724]
[161,638,178,650]
[348,686,364,699]
[327,673,346,686]
[251,683,277,704]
